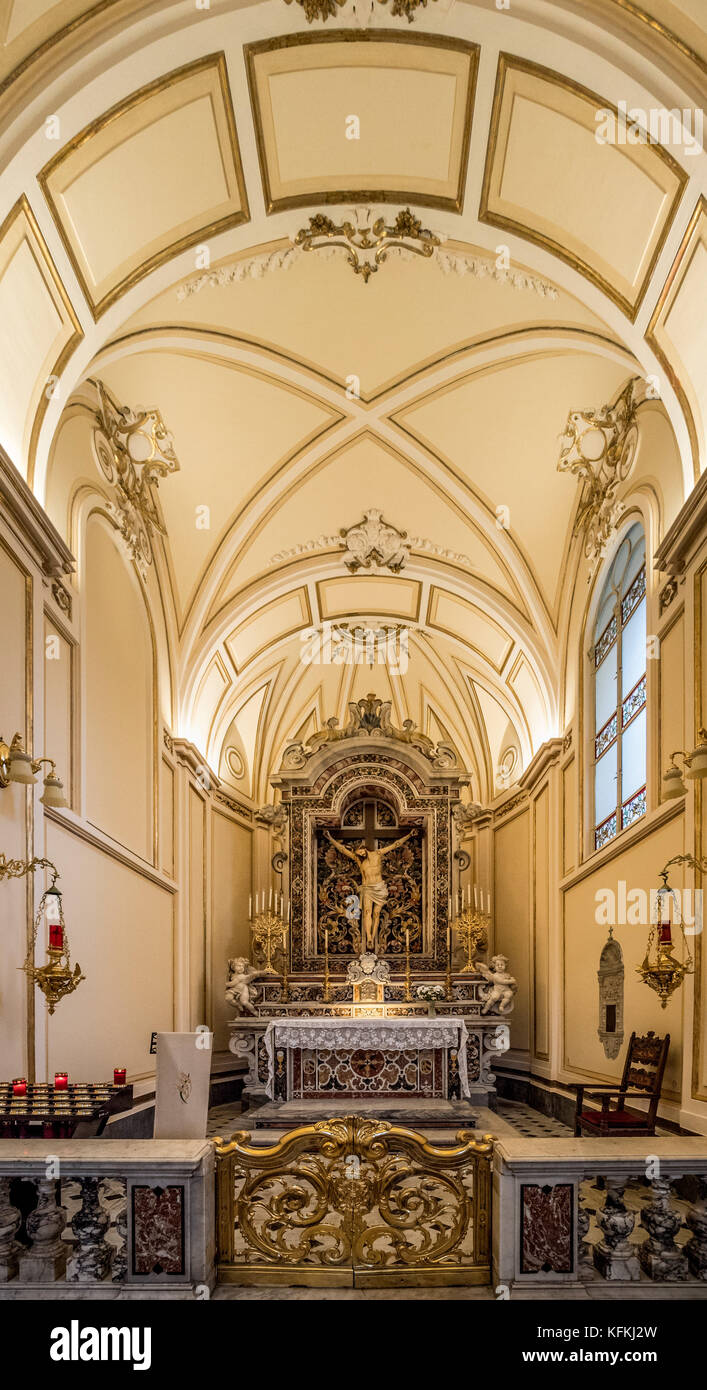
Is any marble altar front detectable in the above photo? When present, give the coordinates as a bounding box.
[228,977,510,1108]
[261,1014,471,1101]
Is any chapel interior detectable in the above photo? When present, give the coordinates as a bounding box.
[0,0,706,1306]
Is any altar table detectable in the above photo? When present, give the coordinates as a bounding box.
[262,1015,471,1101]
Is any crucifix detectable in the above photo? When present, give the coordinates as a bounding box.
[325,799,415,954]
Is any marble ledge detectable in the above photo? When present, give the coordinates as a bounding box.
[0,1139,213,1175]
[494,1135,707,1169]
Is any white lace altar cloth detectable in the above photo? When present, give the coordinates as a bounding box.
[263,1016,470,1099]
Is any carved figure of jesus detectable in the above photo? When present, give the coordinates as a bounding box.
[325,827,414,952]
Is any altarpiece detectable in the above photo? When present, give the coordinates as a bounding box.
[228,697,513,1109]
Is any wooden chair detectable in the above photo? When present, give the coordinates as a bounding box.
[574,1031,669,1137]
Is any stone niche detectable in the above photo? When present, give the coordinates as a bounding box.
[597,933,624,1060]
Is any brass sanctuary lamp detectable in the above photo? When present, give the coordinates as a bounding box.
[636,856,703,1007]
[0,856,85,1016]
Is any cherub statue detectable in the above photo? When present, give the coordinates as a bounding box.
[477,954,517,1015]
[225,957,265,1017]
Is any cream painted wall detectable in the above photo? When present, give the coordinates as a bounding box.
[43,819,174,1082]
[83,515,153,861]
[188,784,206,1029]
[562,814,686,1104]
[494,808,531,1056]
[210,808,252,1051]
[0,540,31,1078]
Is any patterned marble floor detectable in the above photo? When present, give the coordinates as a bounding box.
[207,1096,573,1139]
[494,1099,572,1137]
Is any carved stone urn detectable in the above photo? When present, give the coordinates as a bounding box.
[639,1178,688,1280]
[593,1180,640,1280]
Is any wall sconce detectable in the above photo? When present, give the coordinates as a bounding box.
[0,733,66,808]
[662,728,707,799]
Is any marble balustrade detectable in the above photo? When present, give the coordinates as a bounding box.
[493,1137,707,1297]
[0,1141,214,1299]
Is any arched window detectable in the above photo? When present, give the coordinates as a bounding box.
[592,523,647,851]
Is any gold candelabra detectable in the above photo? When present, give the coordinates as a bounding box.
[454,906,489,974]
[445,940,453,1001]
[404,941,413,1002]
[250,910,287,976]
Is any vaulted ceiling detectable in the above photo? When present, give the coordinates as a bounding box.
[0,0,703,803]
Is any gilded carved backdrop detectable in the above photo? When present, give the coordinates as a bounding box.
[315,794,423,956]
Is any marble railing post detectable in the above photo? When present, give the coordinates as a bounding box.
[685,1176,707,1281]
[69,1178,112,1282]
[577,1189,595,1272]
[639,1178,688,1281]
[593,1180,640,1280]
[0,1178,21,1283]
[19,1179,67,1281]
[112,1179,128,1282]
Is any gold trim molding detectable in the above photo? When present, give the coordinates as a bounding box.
[245,30,479,216]
[37,53,250,320]
[479,53,688,323]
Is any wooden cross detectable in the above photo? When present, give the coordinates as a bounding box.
[335,799,405,851]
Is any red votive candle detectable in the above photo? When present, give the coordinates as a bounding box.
[659,922,673,945]
[113,1068,126,1086]
[12,1078,27,1097]
[54,1072,68,1090]
[49,923,63,951]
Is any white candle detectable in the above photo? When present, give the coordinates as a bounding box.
[446,923,451,954]
[474,885,478,909]
[269,886,273,909]
[448,895,452,918]
[467,884,471,907]
[288,899,291,922]
[405,928,410,953]
[249,894,252,919]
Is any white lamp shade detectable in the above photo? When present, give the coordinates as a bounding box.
[662,765,687,799]
[9,749,36,785]
[40,773,66,808]
[686,742,707,779]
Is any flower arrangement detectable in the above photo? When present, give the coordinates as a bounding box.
[416,984,444,1002]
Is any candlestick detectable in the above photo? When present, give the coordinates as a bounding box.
[323,928,331,1003]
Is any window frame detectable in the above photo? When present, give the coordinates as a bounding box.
[591,527,647,853]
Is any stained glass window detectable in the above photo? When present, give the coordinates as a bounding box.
[592,524,646,851]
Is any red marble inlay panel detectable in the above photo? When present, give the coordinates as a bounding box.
[520,1183,573,1274]
[132,1184,185,1276]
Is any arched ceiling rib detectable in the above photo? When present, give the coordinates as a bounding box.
[1,0,703,799]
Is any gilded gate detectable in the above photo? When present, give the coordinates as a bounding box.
[215,1116,493,1287]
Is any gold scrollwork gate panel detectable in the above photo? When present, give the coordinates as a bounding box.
[215,1117,493,1287]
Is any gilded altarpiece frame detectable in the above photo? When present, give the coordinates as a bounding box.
[280,748,460,975]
